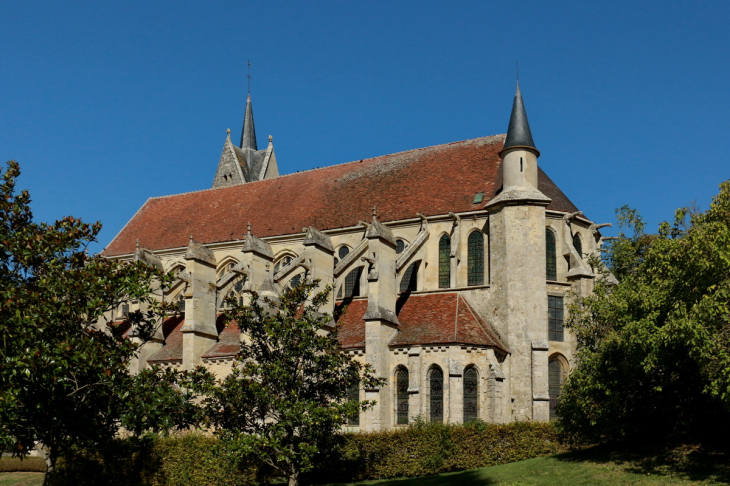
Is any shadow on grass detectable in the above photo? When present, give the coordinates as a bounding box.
[554,443,730,484]
[325,468,499,486]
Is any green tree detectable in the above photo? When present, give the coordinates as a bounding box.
[557,182,730,445]
[0,161,184,484]
[192,282,384,486]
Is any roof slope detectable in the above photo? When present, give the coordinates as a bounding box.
[104,135,579,256]
[335,293,507,352]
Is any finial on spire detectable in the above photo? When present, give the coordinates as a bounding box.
[502,80,538,156]
[247,221,251,235]
[268,135,273,143]
[189,233,193,244]
[136,239,139,250]
[247,60,252,94]
[372,205,378,219]
[226,128,231,135]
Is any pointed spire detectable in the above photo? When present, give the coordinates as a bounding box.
[502,81,538,155]
[240,94,257,150]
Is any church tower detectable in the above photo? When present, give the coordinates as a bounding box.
[486,82,551,422]
[212,93,280,189]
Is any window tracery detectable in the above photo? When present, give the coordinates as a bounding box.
[439,234,450,288]
[467,231,484,286]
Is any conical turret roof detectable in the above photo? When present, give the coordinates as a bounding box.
[502,82,537,154]
[240,94,258,150]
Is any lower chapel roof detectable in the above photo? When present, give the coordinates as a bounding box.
[145,292,508,364]
[103,134,580,257]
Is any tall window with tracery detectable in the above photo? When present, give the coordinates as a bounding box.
[572,233,582,259]
[548,295,564,341]
[396,367,409,425]
[549,358,565,420]
[343,267,362,298]
[439,234,451,288]
[347,384,360,426]
[464,366,479,423]
[546,228,557,281]
[467,231,484,286]
[429,366,443,423]
[399,261,419,293]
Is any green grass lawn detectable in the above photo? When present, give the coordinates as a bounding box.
[2,444,728,486]
[338,445,730,486]
[0,472,44,486]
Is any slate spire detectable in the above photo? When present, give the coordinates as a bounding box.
[240,94,258,150]
[502,81,537,154]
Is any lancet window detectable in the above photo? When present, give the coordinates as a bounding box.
[464,366,479,423]
[572,233,583,259]
[399,261,419,293]
[396,367,409,425]
[467,231,484,286]
[429,366,444,423]
[549,356,567,420]
[546,228,557,281]
[438,234,451,289]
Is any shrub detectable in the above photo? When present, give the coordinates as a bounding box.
[54,422,565,485]
[0,456,46,472]
[310,420,566,483]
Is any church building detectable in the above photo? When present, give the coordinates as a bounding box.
[103,84,607,430]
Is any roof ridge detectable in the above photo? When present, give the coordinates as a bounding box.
[145,134,506,202]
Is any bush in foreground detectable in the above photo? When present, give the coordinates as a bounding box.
[54,421,564,485]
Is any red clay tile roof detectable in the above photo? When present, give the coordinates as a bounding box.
[147,315,185,364]
[202,321,241,359]
[103,135,579,256]
[335,299,369,349]
[335,293,508,352]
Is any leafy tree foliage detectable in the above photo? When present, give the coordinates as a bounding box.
[558,182,730,444]
[0,161,187,483]
[191,282,384,486]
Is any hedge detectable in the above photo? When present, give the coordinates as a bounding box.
[54,421,566,485]
[313,420,567,482]
[0,456,46,473]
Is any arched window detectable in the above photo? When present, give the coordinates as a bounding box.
[572,233,583,259]
[338,246,350,260]
[549,357,567,420]
[290,273,302,289]
[399,261,419,293]
[546,228,557,281]
[344,267,362,298]
[429,366,443,423]
[467,231,484,286]
[175,293,185,313]
[396,239,406,254]
[347,384,360,426]
[464,366,479,423]
[274,255,293,274]
[396,367,409,425]
[439,234,451,289]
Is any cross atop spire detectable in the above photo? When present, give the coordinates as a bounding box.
[247,60,252,94]
[502,81,538,155]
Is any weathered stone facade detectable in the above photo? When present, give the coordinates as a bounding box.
[104,85,609,430]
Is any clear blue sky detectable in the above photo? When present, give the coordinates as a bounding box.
[1,1,728,253]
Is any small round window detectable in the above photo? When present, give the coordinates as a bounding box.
[338,246,350,259]
[396,239,406,254]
